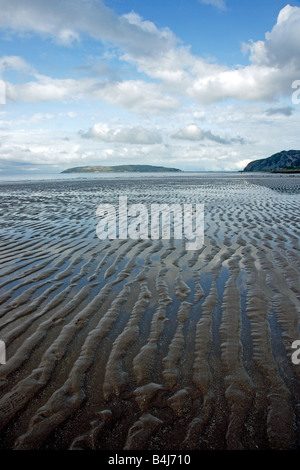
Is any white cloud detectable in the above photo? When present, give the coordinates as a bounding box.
[98,80,180,114]
[172,124,245,144]
[0,55,34,74]
[5,74,180,114]
[2,3,300,108]
[185,5,300,104]
[6,75,89,103]
[0,0,177,55]
[81,122,162,144]
[198,0,226,10]
[246,5,300,67]
[172,124,204,141]
[121,5,300,105]
[1,100,300,172]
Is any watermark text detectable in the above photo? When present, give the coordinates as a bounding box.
[292,80,300,105]
[96,196,204,250]
[0,340,6,364]
[292,340,300,365]
[0,79,6,105]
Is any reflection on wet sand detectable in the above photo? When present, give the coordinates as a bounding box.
[0,174,299,450]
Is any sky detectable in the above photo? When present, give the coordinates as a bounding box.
[0,0,300,174]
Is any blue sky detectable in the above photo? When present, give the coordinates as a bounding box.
[1,0,300,173]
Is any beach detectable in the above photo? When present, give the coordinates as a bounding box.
[0,172,299,450]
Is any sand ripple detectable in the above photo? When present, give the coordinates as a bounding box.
[0,174,299,450]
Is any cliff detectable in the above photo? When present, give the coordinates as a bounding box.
[243,150,300,172]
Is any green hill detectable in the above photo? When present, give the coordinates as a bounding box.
[62,164,182,173]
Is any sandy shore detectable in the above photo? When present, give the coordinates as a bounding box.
[0,173,299,450]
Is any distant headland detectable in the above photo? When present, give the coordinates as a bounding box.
[243,150,300,173]
[62,164,183,173]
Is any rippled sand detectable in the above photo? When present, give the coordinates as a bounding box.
[0,173,299,450]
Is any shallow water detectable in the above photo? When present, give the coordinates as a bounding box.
[0,173,299,450]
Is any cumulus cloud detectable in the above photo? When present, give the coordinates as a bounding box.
[5,75,90,103]
[0,0,177,55]
[5,74,179,113]
[172,124,245,145]
[98,80,180,114]
[81,122,162,144]
[121,4,300,104]
[245,5,300,68]
[1,2,300,107]
[1,102,300,172]
[0,55,34,74]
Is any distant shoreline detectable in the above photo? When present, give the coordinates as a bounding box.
[242,170,300,174]
[62,164,183,174]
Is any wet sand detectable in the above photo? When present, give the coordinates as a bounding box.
[0,173,299,450]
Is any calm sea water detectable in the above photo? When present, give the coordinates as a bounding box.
[0,170,275,184]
